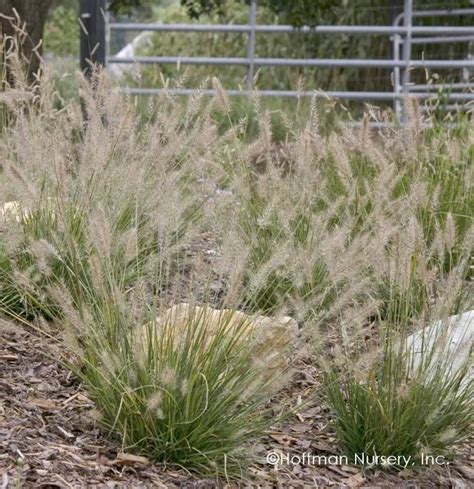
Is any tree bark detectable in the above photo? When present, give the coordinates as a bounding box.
[0,0,53,85]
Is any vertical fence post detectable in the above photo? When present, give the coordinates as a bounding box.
[80,0,107,78]
[246,0,257,90]
[401,0,413,122]
[393,32,402,120]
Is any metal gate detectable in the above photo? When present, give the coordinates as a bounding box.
[81,0,474,120]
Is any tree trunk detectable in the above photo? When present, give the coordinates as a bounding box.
[0,0,53,86]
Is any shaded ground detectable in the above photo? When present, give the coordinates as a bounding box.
[1,320,473,488]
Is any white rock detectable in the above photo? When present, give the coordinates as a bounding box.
[0,201,26,222]
[405,310,473,384]
[0,200,55,223]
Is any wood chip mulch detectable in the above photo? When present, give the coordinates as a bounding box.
[1,319,473,488]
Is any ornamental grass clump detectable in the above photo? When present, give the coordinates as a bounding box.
[0,64,209,321]
[0,201,89,319]
[63,288,291,478]
[324,323,473,470]
[0,62,295,477]
[323,220,473,469]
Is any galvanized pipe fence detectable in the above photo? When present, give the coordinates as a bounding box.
[80,1,474,122]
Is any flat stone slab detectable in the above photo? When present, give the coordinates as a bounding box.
[405,310,473,384]
[135,303,299,377]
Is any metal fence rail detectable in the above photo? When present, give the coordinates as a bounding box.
[108,56,474,69]
[121,87,474,101]
[392,1,474,118]
[104,0,474,120]
[108,23,474,35]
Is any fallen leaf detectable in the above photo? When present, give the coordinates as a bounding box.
[299,439,311,450]
[114,452,150,467]
[290,423,312,433]
[311,441,337,453]
[269,434,298,446]
[28,398,58,411]
[342,472,365,487]
[301,407,322,418]
[455,464,474,480]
